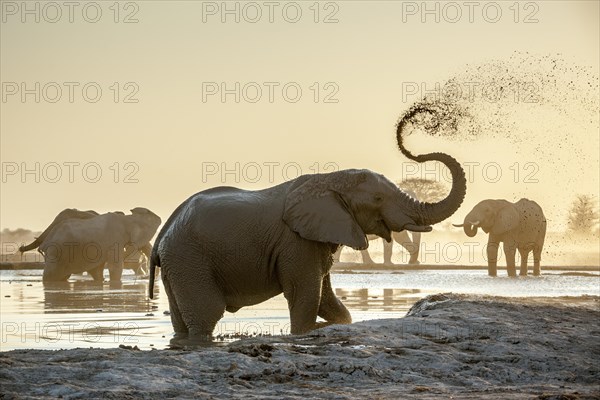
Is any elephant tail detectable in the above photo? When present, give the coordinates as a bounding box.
[148,245,160,299]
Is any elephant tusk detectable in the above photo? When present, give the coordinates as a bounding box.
[470,220,481,226]
[452,223,464,227]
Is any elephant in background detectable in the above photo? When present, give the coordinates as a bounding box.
[333,189,421,265]
[150,138,466,343]
[19,209,99,253]
[334,231,421,265]
[39,208,161,282]
[454,199,546,277]
[20,208,153,276]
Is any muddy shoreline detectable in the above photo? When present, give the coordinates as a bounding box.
[2,294,599,399]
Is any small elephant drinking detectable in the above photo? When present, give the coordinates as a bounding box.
[454,199,546,277]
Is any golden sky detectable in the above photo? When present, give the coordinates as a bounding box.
[1,1,599,232]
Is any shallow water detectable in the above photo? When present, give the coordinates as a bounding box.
[1,269,598,351]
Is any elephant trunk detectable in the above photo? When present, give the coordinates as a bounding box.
[19,238,43,253]
[463,223,478,237]
[395,111,467,227]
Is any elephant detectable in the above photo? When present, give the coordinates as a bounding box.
[39,207,161,282]
[453,199,546,277]
[19,209,99,253]
[333,190,421,265]
[149,129,467,344]
[20,208,153,276]
[333,232,421,265]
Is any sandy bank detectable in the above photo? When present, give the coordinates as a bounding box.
[1,294,599,399]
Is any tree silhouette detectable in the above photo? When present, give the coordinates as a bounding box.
[567,194,599,234]
[397,178,448,203]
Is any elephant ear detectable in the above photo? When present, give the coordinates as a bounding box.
[283,190,368,250]
[492,204,520,235]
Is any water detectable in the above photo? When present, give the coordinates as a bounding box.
[1,269,598,351]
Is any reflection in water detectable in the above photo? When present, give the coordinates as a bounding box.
[2,269,599,351]
[42,279,159,314]
[336,288,422,311]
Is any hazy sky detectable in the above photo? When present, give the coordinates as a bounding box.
[1,1,599,232]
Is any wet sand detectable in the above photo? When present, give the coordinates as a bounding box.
[1,293,599,399]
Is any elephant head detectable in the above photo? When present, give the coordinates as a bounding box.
[453,199,520,237]
[283,170,445,250]
[126,207,162,249]
[283,119,467,250]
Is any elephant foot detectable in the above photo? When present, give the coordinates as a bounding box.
[169,332,214,348]
[407,259,420,265]
[519,272,528,277]
[383,261,394,267]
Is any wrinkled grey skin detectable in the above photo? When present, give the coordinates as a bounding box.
[334,190,421,265]
[454,199,546,277]
[150,150,466,344]
[39,208,161,282]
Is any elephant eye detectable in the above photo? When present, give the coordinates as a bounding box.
[374,194,383,203]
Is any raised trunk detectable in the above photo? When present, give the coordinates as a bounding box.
[396,112,467,227]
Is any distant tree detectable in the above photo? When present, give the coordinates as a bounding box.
[567,194,599,234]
[397,178,448,203]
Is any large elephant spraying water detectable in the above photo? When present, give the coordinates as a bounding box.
[149,111,467,344]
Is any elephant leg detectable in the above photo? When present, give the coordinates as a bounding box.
[360,249,375,264]
[161,271,189,338]
[279,254,324,335]
[284,279,322,335]
[395,231,419,265]
[382,239,393,265]
[504,243,517,277]
[317,274,352,325]
[533,247,542,276]
[88,264,105,282]
[486,242,500,277]
[408,231,421,264]
[163,264,225,342]
[107,262,123,282]
[43,264,70,282]
[518,249,529,276]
